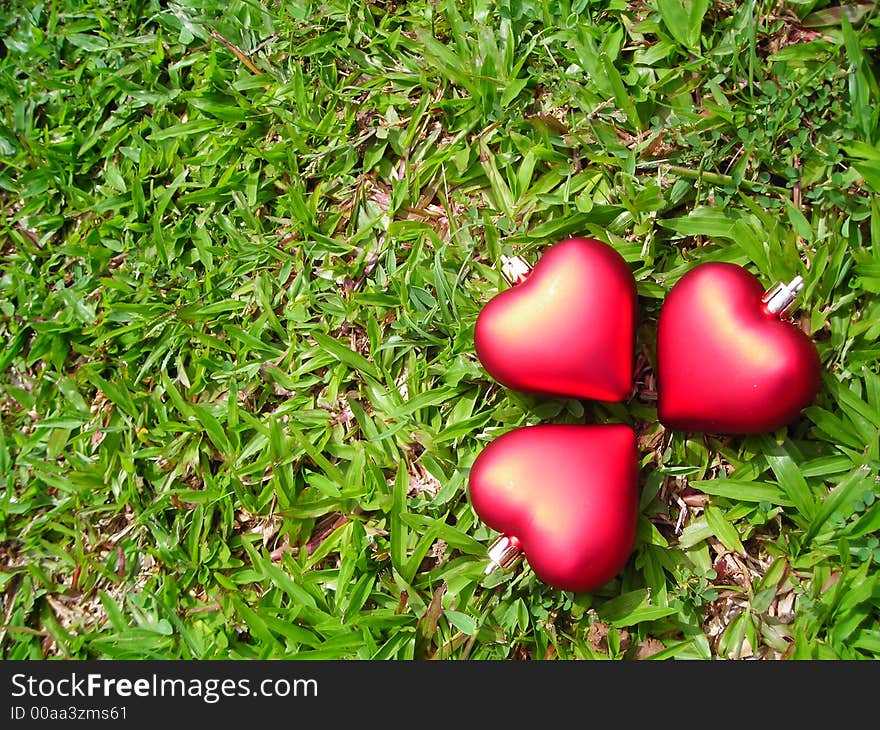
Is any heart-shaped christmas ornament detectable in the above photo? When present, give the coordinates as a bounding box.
[657,262,821,434]
[474,237,637,401]
[468,423,638,593]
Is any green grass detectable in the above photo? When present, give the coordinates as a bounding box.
[1,0,878,660]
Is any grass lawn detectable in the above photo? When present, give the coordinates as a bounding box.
[1,0,879,660]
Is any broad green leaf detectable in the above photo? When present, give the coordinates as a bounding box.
[761,437,817,521]
[312,331,382,381]
[806,467,873,542]
[705,505,745,554]
[690,479,794,506]
[445,610,477,635]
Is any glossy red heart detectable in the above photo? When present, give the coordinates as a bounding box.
[474,237,637,401]
[657,262,821,434]
[468,424,638,593]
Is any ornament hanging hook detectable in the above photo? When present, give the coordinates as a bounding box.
[500,255,532,286]
[762,275,804,317]
[484,535,523,575]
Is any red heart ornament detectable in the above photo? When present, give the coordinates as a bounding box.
[468,424,638,593]
[474,237,637,401]
[657,262,821,434]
